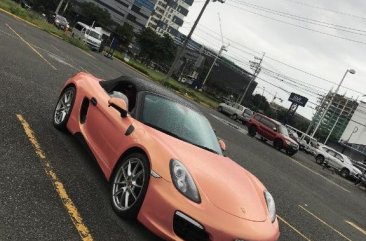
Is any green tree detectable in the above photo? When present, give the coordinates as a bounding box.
[78,2,112,27]
[156,34,177,65]
[137,28,160,62]
[115,23,134,46]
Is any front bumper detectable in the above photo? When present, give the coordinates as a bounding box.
[138,175,280,241]
[86,42,100,51]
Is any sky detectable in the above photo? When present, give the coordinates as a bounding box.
[180,0,366,119]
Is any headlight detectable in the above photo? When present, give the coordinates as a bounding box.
[170,159,200,203]
[264,190,276,223]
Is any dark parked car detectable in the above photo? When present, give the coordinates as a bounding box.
[246,113,299,156]
[47,13,69,31]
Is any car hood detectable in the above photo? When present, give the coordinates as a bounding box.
[147,127,268,222]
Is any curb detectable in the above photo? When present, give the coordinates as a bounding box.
[0,7,40,29]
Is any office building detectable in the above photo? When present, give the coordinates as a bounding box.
[146,0,193,38]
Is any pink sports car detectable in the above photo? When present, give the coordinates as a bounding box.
[52,72,280,241]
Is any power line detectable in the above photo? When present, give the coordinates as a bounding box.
[230,0,366,36]
[280,0,366,21]
[184,18,366,96]
[226,2,366,46]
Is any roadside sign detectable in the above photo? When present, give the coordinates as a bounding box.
[288,93,308,107]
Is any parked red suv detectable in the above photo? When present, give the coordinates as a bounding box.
[246,113,299,156]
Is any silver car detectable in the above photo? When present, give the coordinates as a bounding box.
[314,145,362,178]
[217,102,253,123]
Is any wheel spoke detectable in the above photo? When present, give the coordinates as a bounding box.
[124,191,130,208]
[132,161,140,175]
[127,160,132,176]
[134,170,144,180]
[130,188,137,200]
[132,182,142,188]
[113,186,126,196]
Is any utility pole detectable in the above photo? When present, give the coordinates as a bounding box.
[163,0,225,82]
[237,52,265,104]
[324,98,349,144]
[55,0,64,14]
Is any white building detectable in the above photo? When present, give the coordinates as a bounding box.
[146,0,193,38]
[77,0,157,32]
[341,101,366,145]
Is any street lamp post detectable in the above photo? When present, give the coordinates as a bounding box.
[163,0,226,82]
[202,45,227,86]
[310,69,356,137]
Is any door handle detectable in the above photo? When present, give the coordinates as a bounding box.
[90,97,97,106]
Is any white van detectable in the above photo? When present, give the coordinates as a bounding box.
[72,22,102,51]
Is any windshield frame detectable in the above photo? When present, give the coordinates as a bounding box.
[137,92,223,155]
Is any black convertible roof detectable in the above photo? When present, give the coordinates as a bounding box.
[100,76,202,112]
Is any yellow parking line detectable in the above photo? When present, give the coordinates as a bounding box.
[345,220,366,236]
[16,114,93,241]
[290,158,351,193]
[0,8,40,29]
[299,205,352,241]
[277,215,312,241]
[6,24,57,70]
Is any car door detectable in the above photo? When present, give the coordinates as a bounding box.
[259,118,275,140]
[333,153,345,170]
[81,90,134,172]
[325,149,338,168]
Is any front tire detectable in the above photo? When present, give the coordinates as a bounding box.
[248,126,256,137]
[53,86,76,131]
[315,155,324,165]
[111,153,150,219]
[340,168,350,178]
[218,106,223,112]
[231,114,238,120]
[274,139,283,151]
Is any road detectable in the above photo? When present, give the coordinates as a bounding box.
[0,12,366,241]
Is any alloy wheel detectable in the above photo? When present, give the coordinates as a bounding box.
[112,158,145,211]
[54,88,74,125]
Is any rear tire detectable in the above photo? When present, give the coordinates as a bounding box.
[218,106,223,112]
[53,86,76,131]
[315,155,324,165]
[274,139,283,151]
[248,126,256,137]
[340,168,350,178]
[231,114,238,120]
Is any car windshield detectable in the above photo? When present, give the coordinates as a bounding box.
[141,94,222,155]
[88,31,101,40]
[278,125,289,136]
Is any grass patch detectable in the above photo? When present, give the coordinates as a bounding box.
[114,52,219,109]
[0,0,89,51]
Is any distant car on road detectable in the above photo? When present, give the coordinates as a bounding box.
[288,129,300,144]
[246,113,299,156]
[217,102,253,123]
[314,146,362,178]
[72,22,103,51]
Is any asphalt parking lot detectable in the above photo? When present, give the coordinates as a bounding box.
[0,12,366,241]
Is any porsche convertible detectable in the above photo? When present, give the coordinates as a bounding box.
[52,72,280,241]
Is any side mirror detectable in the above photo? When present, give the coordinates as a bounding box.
[273,127,277,132]
[108,98,128,118]
[218,139,226,152]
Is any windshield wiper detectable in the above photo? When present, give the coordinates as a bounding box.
[143,122,219,155]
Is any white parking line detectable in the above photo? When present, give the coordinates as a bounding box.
[345,220,366,236]
[290,158,351,193]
